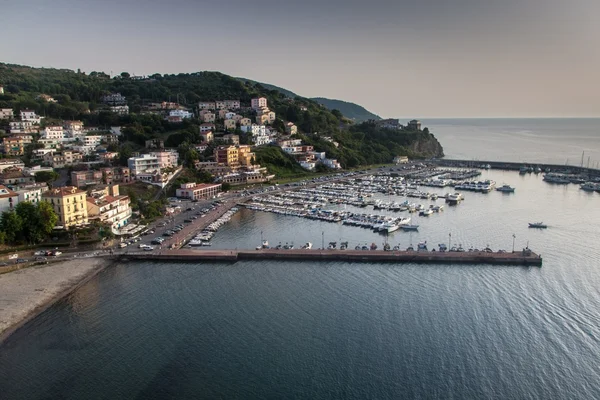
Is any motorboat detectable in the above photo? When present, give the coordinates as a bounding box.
[400,224,419,231]
[420,209,433,216]
[529,222,548,229]
[580,182,599,192]
[256,240,270,250]
[383,222,401,233]
[417,241,428,252]
[438,243,448,252]
[301,242,313,249]
[496,184,515,193]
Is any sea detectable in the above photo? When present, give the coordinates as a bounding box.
[1,119,600,399]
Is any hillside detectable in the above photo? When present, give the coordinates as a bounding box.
[0,63,443,175]
[311,98,380,122]
[239,79,381,121]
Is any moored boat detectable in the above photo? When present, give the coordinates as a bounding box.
[528,222,548,229]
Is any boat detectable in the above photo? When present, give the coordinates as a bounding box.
[580,182,599,192]
[528,222,548,229]
[417,241,428,251]
[340,241,348,250]
[438,243,448,252]
[400,224,419,231]
[301,242,313,249]
[496,184,515,193]
[256,240,270,250]
[420,209,433,216]
[370,242,378,250]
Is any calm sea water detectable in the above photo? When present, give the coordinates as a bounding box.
[1,120,600,399]
[425,118,600,166]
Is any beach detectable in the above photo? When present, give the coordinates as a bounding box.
[0,257,111,343]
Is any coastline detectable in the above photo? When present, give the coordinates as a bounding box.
[0,257,113,344]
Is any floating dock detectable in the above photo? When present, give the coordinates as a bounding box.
[119,248,542,266]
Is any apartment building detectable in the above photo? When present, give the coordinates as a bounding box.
[0,108,13,120]
[176,182,221,200]
[0,185,19,213]
[251,97,268,110]
[42,126,65,140]
[86,185,131,229]
[43,186,89,228]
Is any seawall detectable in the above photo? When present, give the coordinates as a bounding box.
[433,159,600,176]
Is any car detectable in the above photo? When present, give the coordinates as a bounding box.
[0,262,8,266]
[157,222,167,227]
[119,243,128,248]
[191,216,198,220]
[163,231,173,237]
[53,251,62,256]
[34,250,46,256]
[35,256,48,262]
[16,258,28,264]
[191,199,199,203]
[143,245,154,251]
[184,219,192,223]
[186,207,193,211]
[151,238,164,245]
[8,254,18,260]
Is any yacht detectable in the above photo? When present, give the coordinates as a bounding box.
[580,182,599,192]
[496,184,515,193]
[543,173,571,184]
[528,222,548,229]
[383,221,401,233]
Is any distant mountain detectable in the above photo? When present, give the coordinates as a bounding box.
[311,98,381,122]
[238,78,381,122]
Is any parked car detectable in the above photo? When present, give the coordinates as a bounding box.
[119,243,128,248]
[184,219,192,223]
[15,258,28,264]
[8,254,18,260]
[35,256,48,262]
[34,250,46,256]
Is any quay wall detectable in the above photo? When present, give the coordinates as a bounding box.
[119,249,543,267]
[433,159,600,176]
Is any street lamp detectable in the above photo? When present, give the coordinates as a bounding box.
[448,232,451,250]
[322,231,325,250]
[512,234,516,253]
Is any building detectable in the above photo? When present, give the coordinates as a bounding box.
[43,186,88,228]
[176,182,221,200]
[200,123,216,133]
[42,126,65,140]
[214,146,239,166]
[71,170,104,188]
[407,120,422,131]
[13,185,44,205]
[127,154,159,175]
[237,145,254,166]
[145,139,164,149]
[224,119,237,130]
[110,105,129,115]
[36,94,57,103]
[251,97,268,110]
[0,185,19,213]
[169,109,193,119]
[224,112,237,120]
[223,100,240,110]
[0,108,13,120]
[20,110,42,124]
[8,121,36,134]
[63,120,84,137]
[200,131,214,143]
[231,114,244,122]
[222,134,239,145]
[151,150,179,168]
[239,118,252,127]
[102,93,127,105]
[393,155,409,164]
[376,118,401,129]
[218,171,273,186]
[43,150,83,168]
[0,86,3,94]
[0,168,35,185]
[218,109,229,119]
[83,135,103,147]
[201,111,215,123]
[322,158,342,169]
[198,101,216,110]
[256,114,270,125]
[86,185,131,229]
[2,136,27,156]
[0,159,25,172]
[99,152,119,162]
[285,122,298,135]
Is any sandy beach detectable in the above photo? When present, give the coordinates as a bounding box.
[0,257,111,343]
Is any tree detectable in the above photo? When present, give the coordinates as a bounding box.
[0,211,22,243]
[331,109,343,120]
[37,201,58,236]
[120,72,131,79]
[35,170,59,184]
[118,144,134,166]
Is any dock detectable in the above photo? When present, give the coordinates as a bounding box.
[118,248,542,266]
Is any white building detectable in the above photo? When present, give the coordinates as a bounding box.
[322,158,342,169]
[224,112,236,120]
[240,124,267,136]
[0,185,19,213]
[83,135,103,147]
[20,110,42,124]
[9,121,35,134]
[127,154,159,175]
[0,159,25,173]
[251,97,268,110]
[198,101,216,110]
[169,109,193,119]
[200,123,215,133]
[300,161,316,171]
[42,126,65,140]
[110,105,129,115]
[14,186,44,204]
[64,120,84,137]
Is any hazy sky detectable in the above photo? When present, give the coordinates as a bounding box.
[3,0,599,117]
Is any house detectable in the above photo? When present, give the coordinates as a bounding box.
[71,170,103,188]
[102,93,127,105]
[201,111,215,123]
[8,121,36,134]
[86,185,131,229]
[222,134,239,145]
[43,150,83,168]
[110,105,129,115]
[407,119,422,131]
[251,97,268,110]
[0,185,19,213]
[218,109,229,119]
[20,110,42,124]
[224,119,237,130]
[200,131,214,143]
[256,114,270,125]
[376,118,401,129]
[299,161,316,170]
[169,109,193,119]
[36,94,57,103]
[200,123,216,133]
[176,182,222,200]
[322,158,342,169]
[83,135,103,147]
[166,115,183,123]
[231,114,243,122]
[2,136,27,156]
[195,144,209,153]
[145,139,164,149]
[151,150,179,169]
[127,154,159,175]
[279,138,302,147]
[0,159,25,173]
[224,112,237,120]
[42,126,65,140]
[0,168,35,185]
[0,108,13,120]
[99,152,119,162]
[285,122,298,135]
[393,155,409,164]
[12,185,45,205]
[239,118,252,127]
[223,100,240,110]
[63,120,84,137]
[100,167,130,185]
[198,101,216,110]
[43,186,89,228]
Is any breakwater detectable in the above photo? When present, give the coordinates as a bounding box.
[433,159,600,176]
[119,248,542,266]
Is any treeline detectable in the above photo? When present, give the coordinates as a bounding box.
[0,202,58,245]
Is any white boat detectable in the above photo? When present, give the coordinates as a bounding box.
[420,209,433,216]
[438,243,448,252]
[417,241,428,251]
[383,222,401,233]
[301,242,313,249]
[496,184,515,193]
[256,240,269,250]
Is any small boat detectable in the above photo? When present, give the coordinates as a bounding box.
[438,243,448,252]
[301,242,313,249]
[528,222,548,229]
[256,240,269,250]
[340,241,348,250]
[496,184,515,193]
[370,243,378,251]
[420,209,433,217]
[417,241,428,252]
[401,224,419,231]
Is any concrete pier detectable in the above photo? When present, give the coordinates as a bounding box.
[119,248,542,266]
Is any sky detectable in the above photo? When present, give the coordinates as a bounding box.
[2,0,599,118]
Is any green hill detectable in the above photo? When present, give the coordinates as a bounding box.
[311,98,380,122]
[0,63,443,175]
